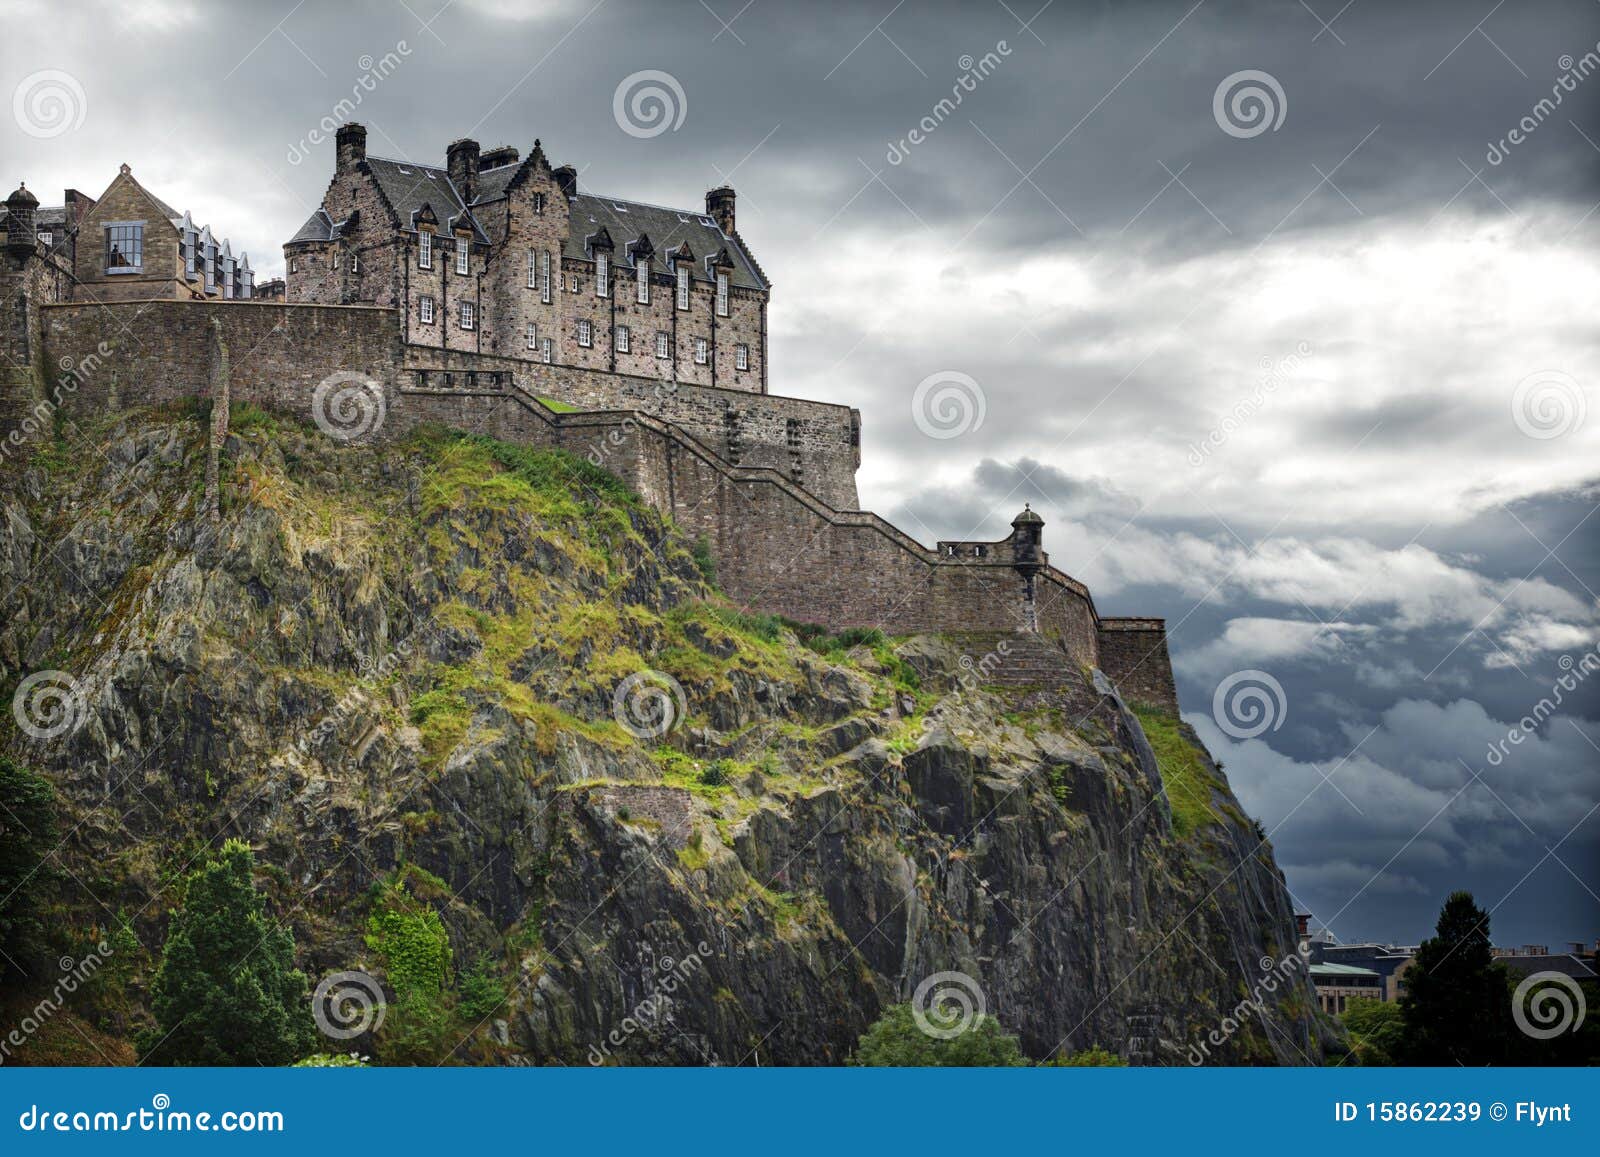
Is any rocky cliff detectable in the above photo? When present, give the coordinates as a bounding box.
[0,403,1323,1065]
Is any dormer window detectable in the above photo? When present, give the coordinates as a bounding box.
[104,222,143,273]
[455,238,469,275]
[716,272,729,316]
[418,231,432,269]
[595,252,608,297]
[676,266,690,310]
[636,261,649,304]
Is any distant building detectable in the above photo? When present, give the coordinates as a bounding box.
[1493,947,1596,981]
[1309,962,1384,1014]
[253,277,286,301]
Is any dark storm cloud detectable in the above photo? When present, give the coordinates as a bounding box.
[4,0,1595,944]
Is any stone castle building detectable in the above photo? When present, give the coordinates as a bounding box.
[0,124,1179,712]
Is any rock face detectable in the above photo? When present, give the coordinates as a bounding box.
[0,407,1322,1065]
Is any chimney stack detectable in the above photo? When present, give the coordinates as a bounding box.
[706,185,736,234]
[553,165,577,198]
[336,123,367,171]
[447,138,480,202]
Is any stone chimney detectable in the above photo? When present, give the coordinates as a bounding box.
[336,123,367,171]
[553,165,577,198]
[479,146,519,171]
[706,186,736,234]
[5,183,38,253]
[447,138,480,202]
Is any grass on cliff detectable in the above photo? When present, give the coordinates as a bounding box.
[1131,706,1221,839]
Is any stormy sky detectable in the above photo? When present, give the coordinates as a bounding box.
[4,0,1597,947]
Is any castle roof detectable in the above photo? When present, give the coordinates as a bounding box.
[564,193,766,290]
[363,155,490,245]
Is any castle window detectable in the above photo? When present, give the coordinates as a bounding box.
[526,322,537,349]
[533,191,546,214]
[38,231,52,247]
[541,338,552,364]
[459,300,475,330]
[654,331,669,359]
[595,253,608,297]
[676,266,690,310]
[455,239,469,275]
[104,222,143,273]
[291,258,299,274]
[736,343,749,371]
[786,419,801,448]
[716,272,729,316]
[419,295,435,324]
[527,251,536,289]
[636,261,649,304]
[418,231,432,269]
[694,337,708,365]
[350,253,359,275]
[541,251,552,303]
[577,319,593,348]
[616,325,630,353]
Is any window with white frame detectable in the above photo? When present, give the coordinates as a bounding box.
[735,342,749,371]
[418,231,432,269]
[541,338,552,363]
[616,325,630,353]
[716,272,729,316]
[420,295,435,323]
[636,261,649,304]
[526,322,537,349]
[577,319,593,347]
[459,300,475,329]
[455,238,469,275]
[540,251,551,303]
[676,266,689,310]
[694,337,708,364]
[527,251,536,289]
[351,252,359,274]
[595,252,608,297]
[655,331,669,359]
[39,231,53,247]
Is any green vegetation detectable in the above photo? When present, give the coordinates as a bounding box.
[535,396,580,413]
[140,839,315,1066]
[1046,1044,1127,1066]
[366,879,458,1065]
[1396,890,1516,1065]
[1131,707,1218,838]
[0,755,58,976]
[691,536,718,586]
[1338,998,1404,1066]
[851,1003,1028,1066]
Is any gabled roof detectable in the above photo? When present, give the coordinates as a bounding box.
[564,192,767,290]
[364,155,489,244]
[287,207,358,245]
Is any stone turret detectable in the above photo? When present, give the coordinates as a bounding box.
[1012,504,1045,632]
[5,183,38,253]
[447,137,479,202]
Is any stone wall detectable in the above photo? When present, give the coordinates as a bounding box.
[22,298,1179,707]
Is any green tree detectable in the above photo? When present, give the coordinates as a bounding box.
[1398,891,1516,1065]
[1047,1044,1127,1066]
[139,840,314,1066]
[0,755,58,975]
[365,882,456,1064]
[1340,997,1405,1066]
[850,1003,1028,1067]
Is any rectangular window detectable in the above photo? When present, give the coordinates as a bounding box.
[526,322,537,349]
[676,266,690,310]
[420,295,435,323]
[540,251,552,303]
[616,325,630,353]
[577,319,593,347]
[351,253,359,274]
[39,231,53,247]
[291,258,299,274]
[455,239,469,275]
[105,223,143,272]
[736,342,749,370]
[533,191,546,215]
[418,231,432,269]
[636,261,649,304]
[541,338,552,364]
[716,272,729,316]
[694,337,708,365]
[596,253,609,297]
[459,300,475,330]
[527,251,536,289]
[655,331,669,359]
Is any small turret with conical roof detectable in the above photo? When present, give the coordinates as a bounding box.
[5,183,39,253]
[1010,503,1045,579]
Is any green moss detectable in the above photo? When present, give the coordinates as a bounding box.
[1131,706,1220,838]
[535,396,581,413]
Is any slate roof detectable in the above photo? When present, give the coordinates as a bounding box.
[564,192,767,290]
[1497,954,1597,980]
[1310,962,1380,977]
[363,156,490,244]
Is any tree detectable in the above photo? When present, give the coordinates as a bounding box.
[0,755,58,975]
[850,1003,1028,1066]
[365,881,456,1065]
[1398,891,1516,1065]
[139,840,314,1065]
[1047,1044,1127,1066]
[1340,998,1404,1066]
